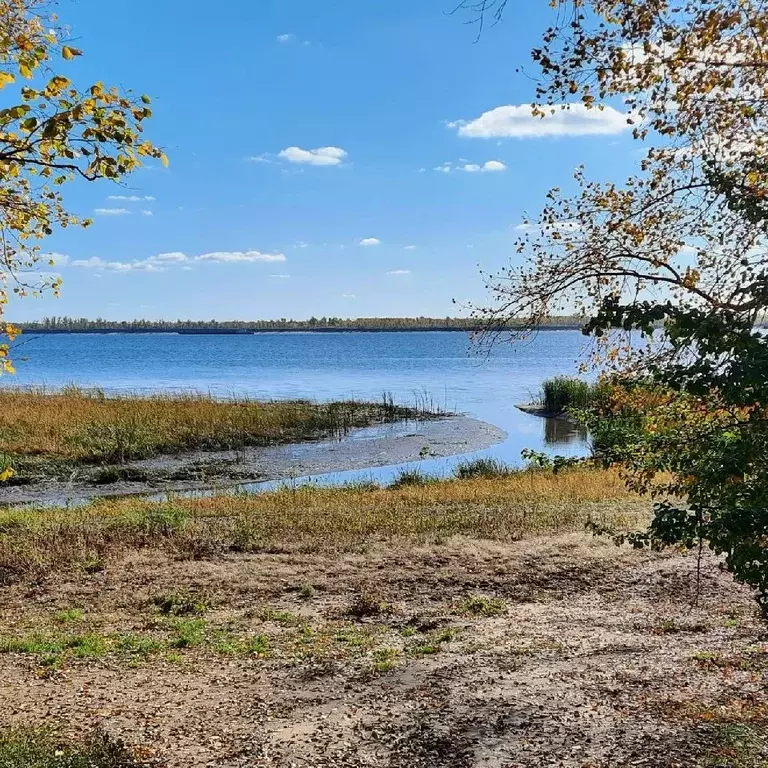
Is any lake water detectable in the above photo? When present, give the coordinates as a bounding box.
[3,330,593,485]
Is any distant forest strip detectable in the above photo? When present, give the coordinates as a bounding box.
[15,316,585,334]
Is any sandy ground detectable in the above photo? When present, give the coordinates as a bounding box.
[0,531,765,767]
[0,416,506,506]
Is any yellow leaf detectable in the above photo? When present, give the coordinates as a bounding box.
[0,72,15,89]
[0,467,15,483]
[62,46,82,60]
[19,63,32,79]
[160,152,169,168]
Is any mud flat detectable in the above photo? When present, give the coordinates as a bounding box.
[0,415,506,506]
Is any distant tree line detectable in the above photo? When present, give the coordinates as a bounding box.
[16,315,585,333]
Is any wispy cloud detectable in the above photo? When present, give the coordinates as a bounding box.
[278,146,347,166]
[386,269,411,276]
[196,251,286,263]
[341,293,356,298]
[70,256,160,273]
[94,208,130,216]
[403,245,417,250]
[107,195,155,202]
[141,210,153,217]
[64,249,287,274]
[449,103,629,138]
[269,273,291,279]
[359,237,381,247]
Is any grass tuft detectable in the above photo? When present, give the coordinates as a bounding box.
[454,457,511,479]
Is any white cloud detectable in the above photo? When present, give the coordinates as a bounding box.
[359,238,381,247]
[269,273,291,279]
[107,195,155,202]
[276,33,310,45]
[196,250,286,263]
[462,160,507,173]
[404,245,417,250]
[94,208,130,216]
[435,160,507,173]
[450,103,630,139]
[386,269,411,276]
[278,146,347,166]
[514,222,534,232]
[246,154,272,164]
[341,293,356,298]
[141,210,153,217]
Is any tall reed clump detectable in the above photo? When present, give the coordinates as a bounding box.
[0,387,434,465]
[539,377,597,414]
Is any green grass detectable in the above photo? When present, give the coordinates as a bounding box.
[0,728,150,768]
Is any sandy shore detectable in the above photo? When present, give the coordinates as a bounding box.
[0,415,506,506]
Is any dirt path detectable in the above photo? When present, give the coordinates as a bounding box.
[0,533,764,766]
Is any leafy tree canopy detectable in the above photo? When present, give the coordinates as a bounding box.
[0,0,164,371]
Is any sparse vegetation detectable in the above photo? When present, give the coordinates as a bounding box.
[0,467,643,581]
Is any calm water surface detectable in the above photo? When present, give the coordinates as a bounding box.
[4,330,593,485]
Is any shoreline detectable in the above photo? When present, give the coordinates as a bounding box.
[0,415,507,506]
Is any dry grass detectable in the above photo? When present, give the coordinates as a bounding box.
[0,467,649,580]
[0,386,422,465]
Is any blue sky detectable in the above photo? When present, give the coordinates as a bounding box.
[12,0,638,321]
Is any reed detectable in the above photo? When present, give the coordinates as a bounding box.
[539,377,597,414]
[0,386,430,465]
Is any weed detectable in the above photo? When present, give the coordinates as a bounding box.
[699,724,768,767]
[260,608,301,626]
[298,584,316,600]
[53,608,85,624]
[460,595,507,617]
[169,618,207,649]
[0,728,150,768]
[151,591,209,616]
[346,591,393,619]
[371,647,400,673]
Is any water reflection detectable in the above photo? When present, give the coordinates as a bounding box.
[543,416,589,446]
